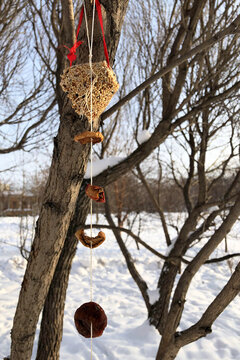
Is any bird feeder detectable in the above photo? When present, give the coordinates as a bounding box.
[60,61,119,124]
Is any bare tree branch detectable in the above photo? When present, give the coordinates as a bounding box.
[101,14,240,121]
[176,261,240,346]
[104,192,151,311]
[163,191,240,341]
[136,164,171,246]
[84,223,168,261]
[0,98,57,154]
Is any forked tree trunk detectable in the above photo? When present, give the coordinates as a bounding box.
[10,1,129,359]
[10,95,91,360]
[156,344,180,360]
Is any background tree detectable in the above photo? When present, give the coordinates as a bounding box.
[87,1,240,359]
[0,0,57,155]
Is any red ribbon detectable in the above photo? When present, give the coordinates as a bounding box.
[95,0,110,67]
[64,1,110,67]
[64,6,84,66]
[64,40,83,66]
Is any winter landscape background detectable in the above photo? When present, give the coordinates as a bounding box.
[0,213,239,360]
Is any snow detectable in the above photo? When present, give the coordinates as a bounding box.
[207,206,219,212]
[165,236,178,256]
[84,157,124,179]
[147,289,159,305]
[137,130,151,144]
[0,214,240,360]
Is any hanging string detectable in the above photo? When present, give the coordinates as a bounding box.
[83,3,91,56]
[83,0,96,303]
[83,1,96,359]
[64,0,109,68]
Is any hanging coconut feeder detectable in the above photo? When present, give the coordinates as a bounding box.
[60,61,119,124]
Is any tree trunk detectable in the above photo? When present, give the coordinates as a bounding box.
[155,341,180,360]
[35,1,129,359]
[7,0,240,358]
[36,191,90,360]
[10,94,92,359]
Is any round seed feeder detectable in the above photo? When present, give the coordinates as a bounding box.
[60,61,119,124]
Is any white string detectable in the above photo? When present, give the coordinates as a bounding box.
[83,1,96,359]
[90,2,96,61]
[83,2,91,55]
[90,322,93,359]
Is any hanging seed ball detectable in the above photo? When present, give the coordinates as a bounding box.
[60,61,119,123]
[74,131,104,144]
[74,302,107,338]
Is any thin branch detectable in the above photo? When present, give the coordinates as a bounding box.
[136,165,171,246]
[205,253,240,263]
[0,77,45,125]
[84,224,240,265]
[176,261,240,346]
[103,192,151,311]
[84,223,168,261]
[28,0,57,51]
[0,97,57,154]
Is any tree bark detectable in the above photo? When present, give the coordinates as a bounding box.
[36,191,90,360]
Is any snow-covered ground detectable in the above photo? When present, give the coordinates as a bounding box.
[0,214,239,360]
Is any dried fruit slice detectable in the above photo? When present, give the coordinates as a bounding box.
[85,184,105,203]
[74,131,104,144]
[74,302,107,338]
[75,229,106,248]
